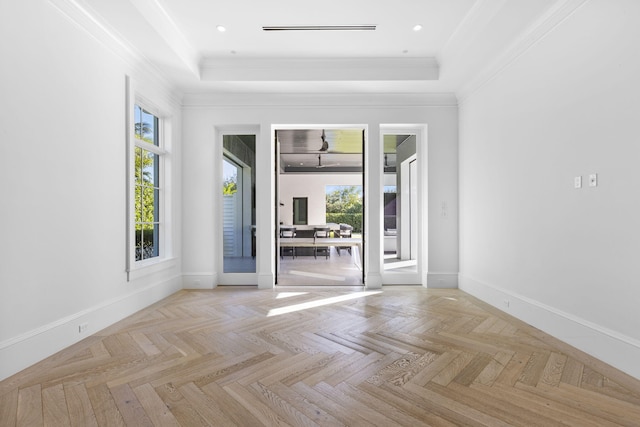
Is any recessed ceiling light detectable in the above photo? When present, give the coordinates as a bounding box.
[413,24,423,32]
[402,49,409,54]
[230,50,237,54]
[217,25,226,32]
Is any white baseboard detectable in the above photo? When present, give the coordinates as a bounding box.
[459,274,640,381]
[427,272,459,289]
[0,276,182,382]
[182,273,217,289]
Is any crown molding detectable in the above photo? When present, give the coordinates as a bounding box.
[200,57,439,83]
[181,92,458,109]
[129,0,200,78]
[47,0,183,106]
[457,0,589,103]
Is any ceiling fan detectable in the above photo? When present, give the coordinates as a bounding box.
[316,154,339,168]
[318,129,329,152]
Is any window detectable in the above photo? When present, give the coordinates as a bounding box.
[133,105,163,261]
[325,185,363,233]
[293,197,308,225]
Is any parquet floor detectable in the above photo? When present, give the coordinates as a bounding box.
[2,286,640,426]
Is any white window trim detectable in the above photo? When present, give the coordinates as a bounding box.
[125,76,173,280]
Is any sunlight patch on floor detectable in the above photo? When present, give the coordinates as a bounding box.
[289,270,346,282]
[268,291,382,316]
[276,292,309,299]
[383,259,418,270]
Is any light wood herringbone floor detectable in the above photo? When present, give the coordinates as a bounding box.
[2,286,640,426]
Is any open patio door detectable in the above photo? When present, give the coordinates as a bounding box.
[275,127,365,286]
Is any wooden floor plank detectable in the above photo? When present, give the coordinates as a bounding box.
[473,350,514,386]
[42,384,71,427]
[2,287,640,426]
[154,382,209,426]
[335,381,438,427]
[85,383,126,427]
[494,351,531,387]
[109,384,155,427]
[64,383,98,427]
[431,351,476,386]
[314,381,415,427]
[441,381,565,427]
[249,381,318,427]
[17,384,43,427]
[291,381,372,426]
[540,352,568,387]
[224,381,291,426]
[201,381,265,426]
[0,388,19,427]
[362,381,480,426]
[518,382,640,426]
[132,383,181,426]
[475,382,620,427]
[177,382,236,426]
[264,381,341,426]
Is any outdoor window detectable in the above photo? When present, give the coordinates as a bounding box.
[133,105,162,261]
[293,197,308,225]
[325,185,363,234]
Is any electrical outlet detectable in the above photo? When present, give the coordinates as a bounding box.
[503,299,510,308]
[79,323,88,333]
[589,173,598,187]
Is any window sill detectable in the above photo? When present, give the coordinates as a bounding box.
[128,257,178,282]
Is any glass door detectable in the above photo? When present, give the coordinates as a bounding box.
[220,134,257,279]
[381,130,423,284]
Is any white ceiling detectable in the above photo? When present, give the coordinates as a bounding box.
[79,0,560,96]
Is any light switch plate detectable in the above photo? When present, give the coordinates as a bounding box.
[574,176,582,188]
[589,173,598,187]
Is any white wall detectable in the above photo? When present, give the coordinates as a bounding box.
[181,95,459,290]
[279,174,362,225]
[459,0,640,379]
[0,0,182,381]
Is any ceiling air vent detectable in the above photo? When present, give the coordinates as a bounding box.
[263,25,376,31]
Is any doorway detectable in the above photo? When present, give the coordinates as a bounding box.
[275,127,365,286]
[217,130,258,285]
[381,129,424,284]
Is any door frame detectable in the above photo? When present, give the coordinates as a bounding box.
[380,126,426,285]
[274,125,367,286]
[216,126,259,285]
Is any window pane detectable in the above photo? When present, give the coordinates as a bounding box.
[133,105,161,263]
[152,223,159,257]
[134,106,158,146]
[142,224,159,259]
[293,197,307,225]
[135,224,143,261]
[142,186,155,223]
[138,150,156,186]
[135,147,143,184]
[135,184,142,224]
